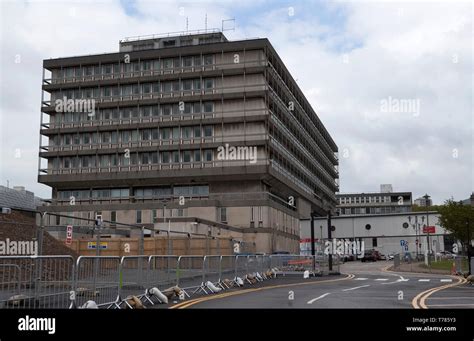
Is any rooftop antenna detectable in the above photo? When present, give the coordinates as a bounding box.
[186,16,189,32]
[221,18,235,32]
[205,13,208,31]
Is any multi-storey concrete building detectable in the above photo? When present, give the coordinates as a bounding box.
[336,185,412,216]
[38,30,339,253]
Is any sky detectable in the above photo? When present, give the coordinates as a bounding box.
[0,0,472,204]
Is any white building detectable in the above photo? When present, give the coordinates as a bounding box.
[300,211,452,256]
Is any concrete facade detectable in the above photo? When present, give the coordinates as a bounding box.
[38,31,339,253]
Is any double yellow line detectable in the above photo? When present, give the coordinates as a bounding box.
[170,274,355,309]
[412,276,466,309]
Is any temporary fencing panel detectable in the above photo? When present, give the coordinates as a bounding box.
[0,256,74,309]
[74,256,121,308]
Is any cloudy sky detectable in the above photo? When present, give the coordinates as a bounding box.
[0,0,472,204]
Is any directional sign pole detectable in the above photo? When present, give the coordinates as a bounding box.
[327,210,332,272]
[310,212,316,270]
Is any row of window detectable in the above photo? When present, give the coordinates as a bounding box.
[336,206,410,215]
[54,149,215,169]
[52,102,214,124]
[338,196,392,205]
[52,55,215,79]
[57,185,209,200]
[51,78,215,101]
[51,125,213,146]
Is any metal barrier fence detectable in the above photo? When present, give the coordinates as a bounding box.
[74,256,121,308]
[0,256,74,309]
[0,254,341,309]
[147,255,179,291]
[392,253,470,274]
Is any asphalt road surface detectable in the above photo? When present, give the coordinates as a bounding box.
[170,261,472,309]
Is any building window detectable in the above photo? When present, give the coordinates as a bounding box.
[203,125,213,137]
[182,79,193,91]
[372,237,378,247]
[182,126,192,139]
[152,209,158,223]
[203,102,214,113]
[203,55,214,65]
[204,78,214,89]
[162,152,170,163]
[172,151,180,163]
[204,149,213,162]
[183,150,191,163]
[136,210,142,224]
[172,127,180,139]
[218,207,227,223]
[182,56,193,67]
[194,126,201,138]
[194,150,201,162]
[365,224,371,230]
[111,211,116,224]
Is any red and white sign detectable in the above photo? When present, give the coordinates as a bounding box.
[300,238,319,243]
[423,226,435,234]
[66,225,73,245]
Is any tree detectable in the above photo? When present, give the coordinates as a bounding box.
[437,199,474,274]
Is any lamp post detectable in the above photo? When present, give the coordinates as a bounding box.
[467,218,472,275]
[423,194,431,262]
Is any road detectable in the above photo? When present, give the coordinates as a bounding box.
[170,261,472,309]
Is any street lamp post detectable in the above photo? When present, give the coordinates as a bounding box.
[423,194,431,265]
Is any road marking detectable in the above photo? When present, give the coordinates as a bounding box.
[354,278,368,281]
[375,278,389,281]
[342,284,370,292]
[427,296,474,300]
[307,293,331,304]
[418,279,430,282]
[426,303,474,307]
[412,276,466,309]
[439,279,452,282]
[171,274,355,309]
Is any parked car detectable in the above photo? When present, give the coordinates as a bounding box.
[341,254,356,262]
[436,251,456,259]
[387,254,395,260]
[361,250,377,262]
[378,253,387,261]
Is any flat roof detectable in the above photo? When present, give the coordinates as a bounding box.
[303,210,439,220]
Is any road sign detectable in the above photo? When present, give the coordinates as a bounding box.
[66,225,73,245]
[400,240,406,247]
[87,242,108,250]
[423,226,435,234]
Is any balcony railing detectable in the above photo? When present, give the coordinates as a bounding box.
[41,82,268,108]
[43,58,267,86]
[39,159,269,176]
[41,107,268,130]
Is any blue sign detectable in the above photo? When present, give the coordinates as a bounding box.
[400,240,406,247]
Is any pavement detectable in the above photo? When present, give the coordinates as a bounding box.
[168,261,473,309]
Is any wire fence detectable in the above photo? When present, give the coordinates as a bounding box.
[0,253,340,309]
